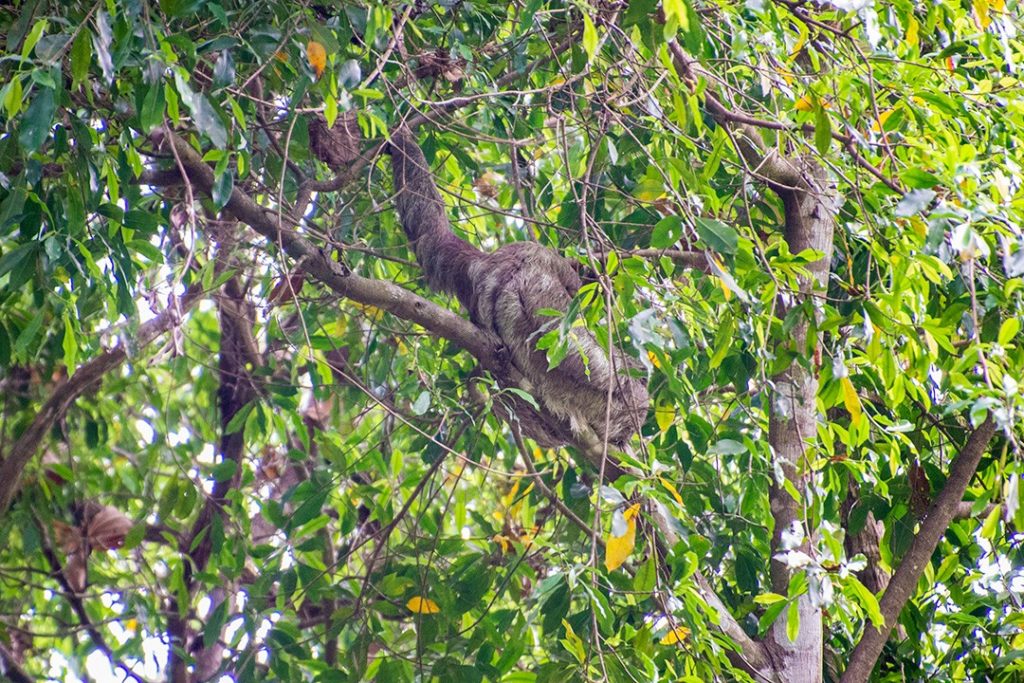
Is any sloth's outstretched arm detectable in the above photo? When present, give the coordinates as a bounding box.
[387,127,481,304]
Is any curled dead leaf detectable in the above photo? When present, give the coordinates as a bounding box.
[85,505,133,551]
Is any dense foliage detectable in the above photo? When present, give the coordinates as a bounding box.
[0,0,1022,681]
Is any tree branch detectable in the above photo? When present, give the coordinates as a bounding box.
[840,417,998,683]
[150,129,503,370]
[0,641,33,683]
[0,284,205,515]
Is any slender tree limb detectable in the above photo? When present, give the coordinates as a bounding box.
[596,248,712,272]
[0,284,205,515]
[151,129,502,369]
[840,417,998,683]
[0,641,32,683]
[37,522,151,683]
[647,502,775,679]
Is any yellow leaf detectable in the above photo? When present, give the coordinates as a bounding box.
[307,40,327,78]
[870,109,894,133]
[906,17,919,47]
[794,95,814,112]
[974,0,991,29]
[406,596,440,614]
[655,403,676,433]
[493,534,511,553]
[501,479,521,508]
[660,626,690,645]
[659,476,683,505]
[604,504,640,572]
[840,376,862,425]
[909,216,927,239]
[647,350,662,369]
[352,301,384,321]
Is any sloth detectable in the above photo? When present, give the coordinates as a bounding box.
[387,127,649,447]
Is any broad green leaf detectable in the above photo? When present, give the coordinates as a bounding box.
[695,217,737,254]
[18,86,55,151]
[998,317,1021,346]
[582,15,598,62]
[70,30,91,87]
[211,170,234,209]
[651,216,683,249]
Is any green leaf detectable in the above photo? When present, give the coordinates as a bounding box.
[633,557,657,593]
[21,19,47,60]
[694,217,737,254]
[191,93,228,149]
[13,311,45,360]
[758,598,787,636]
[70,31,91,88]
[157,479,180,521]
[0,243,38,279]
[785,599,800,643]
[2,76,23,118]
[211,460,237,483]
[225,402,254,434]
[845,577,883,628]
[140,83,165,133]
[211,170,234,210]
[980,504,1002,540]
[122,523,147,551]
[709,315,734,369]
[901,168,942,189]
[650,216,683,249]
[814,105,831,154]
[998,317,1021,346]
[62,313,78,374]
[18,86,56,151]
[753,592,786,605]
[203,598,230,648]
[582,15,598,62]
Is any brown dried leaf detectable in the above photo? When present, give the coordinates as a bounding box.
[85,505,133,551]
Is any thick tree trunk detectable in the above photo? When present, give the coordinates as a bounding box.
[764,158,837,681]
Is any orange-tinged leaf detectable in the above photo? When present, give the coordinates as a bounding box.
[406,596,440,614]
[493,534,511,553]
[870,109,894,133]
[352,302,384,321]
[660,626,690,645]
[307,40,327,77]
[604,504,640,572]
[840,376,862,425]
[659,476,683,505]
[794,95,814,112]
